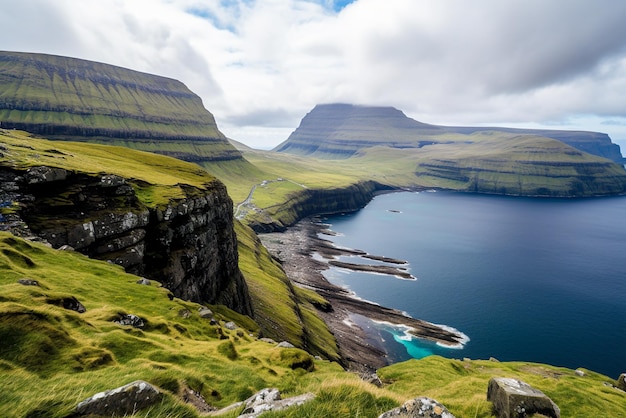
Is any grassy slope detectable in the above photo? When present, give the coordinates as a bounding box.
[0,129,218,208]
[0,129,340,356]
[0,51,223,139]
[1,234,623,418]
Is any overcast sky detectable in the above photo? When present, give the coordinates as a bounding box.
[2,0,626,149]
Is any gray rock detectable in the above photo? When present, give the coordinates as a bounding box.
[224,321,238,330]
[574,369,586,377]
[277,341,295,348]
[238,388,315,418]
[25,166,68,184]
[487,377,560,418]
[18,278,39,286]
[617,373,626,391]
[198,307,213,318]
[260,338,277,344]
[62,296,86,313]
[379,397,455,418]
[114,314,145,328]
[363,373,382,387]
[75,380,161,416]
[136,277,151,285]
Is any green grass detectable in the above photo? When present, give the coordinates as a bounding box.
[377,356,626,417]
[0,232,352,417]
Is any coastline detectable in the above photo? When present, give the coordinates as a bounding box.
[259,217,466,373]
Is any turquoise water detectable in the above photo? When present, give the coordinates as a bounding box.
[321,192,626,377]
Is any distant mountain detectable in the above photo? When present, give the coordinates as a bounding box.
[273,103,626,197]
[0,51,241,162]
[275,103,624,163]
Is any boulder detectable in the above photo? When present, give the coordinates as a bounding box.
[617,373,626,391]
[238,388,315,418]
[25,166,68,184]
[114,314,145,328]
[198,307,213,318]
[136,277,151,285]
[487,377,560,418]
[379,397,455,418]
[75,380,161,416]
[277,341,295,348]
[224,321,238,330]
[18,278,39,286]
[62,296,86,313]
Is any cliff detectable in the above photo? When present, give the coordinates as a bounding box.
[0,129,252,315]
[247,181,393,233]
[0,51,241,162]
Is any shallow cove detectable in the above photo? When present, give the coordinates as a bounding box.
[321,191,626,378]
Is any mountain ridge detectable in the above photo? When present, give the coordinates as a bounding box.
[0,50,241,162]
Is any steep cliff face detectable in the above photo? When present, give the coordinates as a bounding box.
[0,131,252,316]
[248,181,393,232]
[0,51,241,162]
[0,165,251,315]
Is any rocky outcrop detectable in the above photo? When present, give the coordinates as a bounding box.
[379,397,455,418]
[0,51,242,162]
[0,165,253,316]
[248,180,394,232]
[617,373,626,391]
[487,377,560,418]
[209,388,315,418]
[75,380,161,416]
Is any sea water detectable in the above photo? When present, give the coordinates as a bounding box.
[321,191,626,378]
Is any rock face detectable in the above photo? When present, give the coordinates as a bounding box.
[487,377,560,418]
[379,397,455,418]
[75,380,161,416]
[249,180,392,232]
[0,165,253,316]
[0,51,242,162]
[617,373,626,391]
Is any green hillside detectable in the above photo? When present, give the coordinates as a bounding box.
[0,51,241,162]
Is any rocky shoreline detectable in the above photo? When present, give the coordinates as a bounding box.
[259,217,465,374]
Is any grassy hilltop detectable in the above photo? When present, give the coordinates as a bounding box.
[0,51,241,162]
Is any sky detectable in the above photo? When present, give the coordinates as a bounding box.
[2,0,626,149]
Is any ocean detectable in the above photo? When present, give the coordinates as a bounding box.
[320,191,626,378]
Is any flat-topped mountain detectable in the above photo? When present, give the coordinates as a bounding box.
[275,103,623,163]
[271,103,626,197]
[0,51,241,162]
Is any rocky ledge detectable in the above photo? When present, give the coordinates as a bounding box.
[0,164,252,316]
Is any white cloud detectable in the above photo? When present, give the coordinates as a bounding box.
[2,0,626,148]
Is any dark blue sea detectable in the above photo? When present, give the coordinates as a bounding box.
[321,191,626,378]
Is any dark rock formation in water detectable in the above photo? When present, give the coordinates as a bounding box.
[0,165,253,316]
[0,51,242,162]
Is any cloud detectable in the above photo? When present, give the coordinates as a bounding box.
[2,0,626,148]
